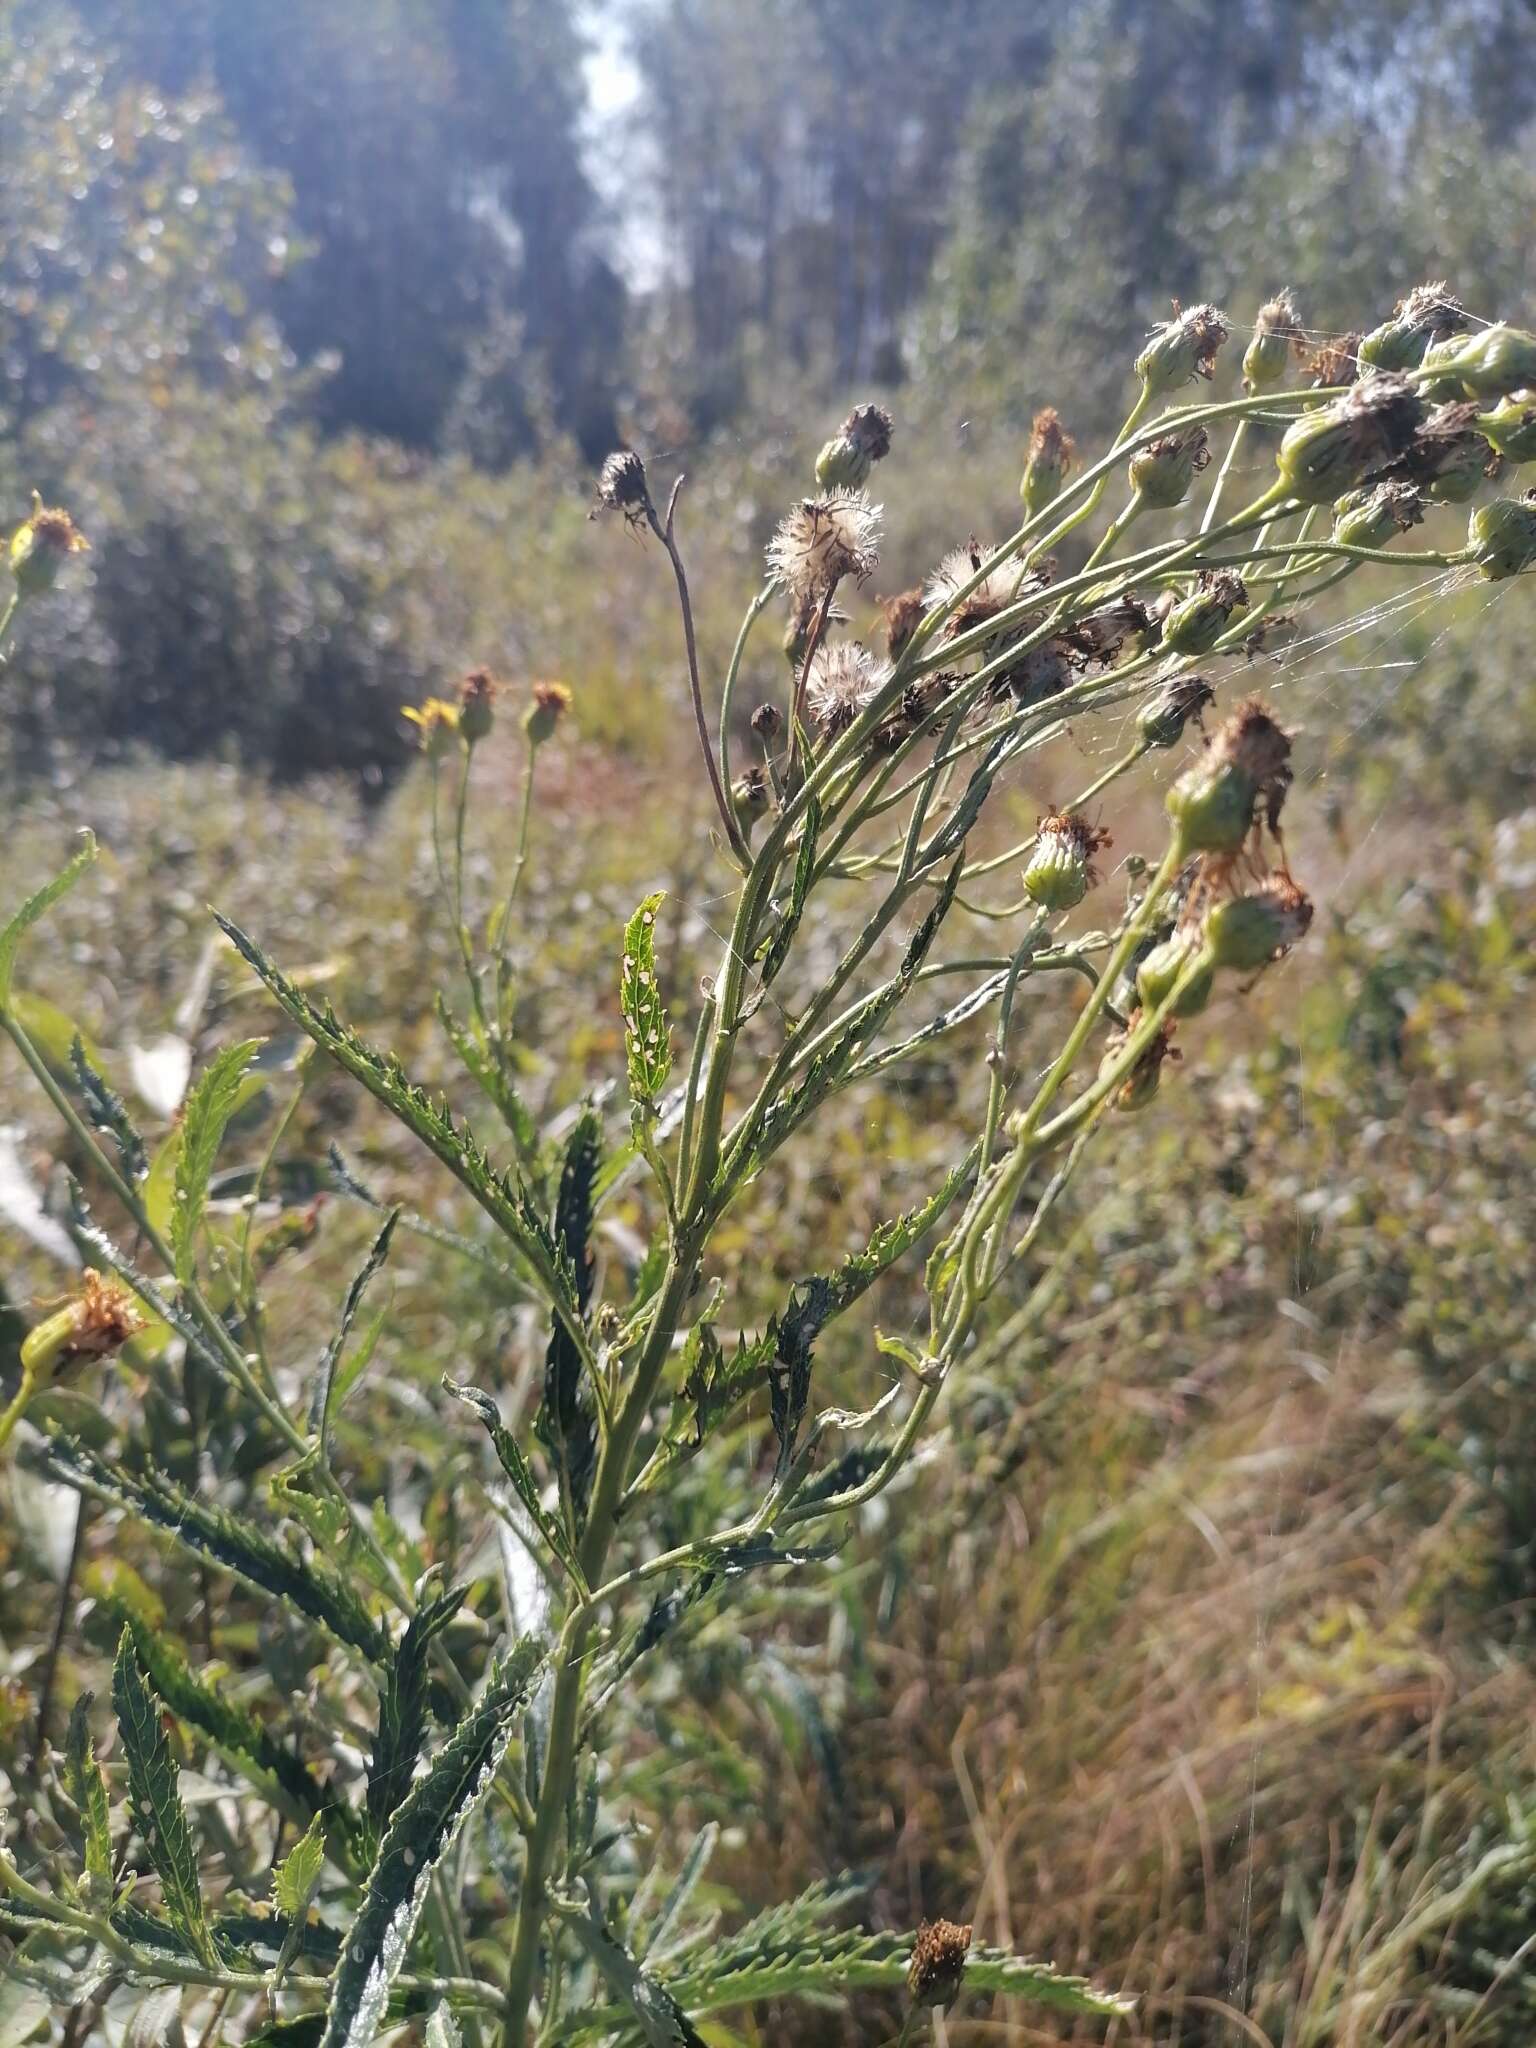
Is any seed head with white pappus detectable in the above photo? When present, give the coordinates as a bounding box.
[804,642,887,739]
[767,490,882,600]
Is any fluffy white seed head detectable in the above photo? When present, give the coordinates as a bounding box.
[766,489,882,599]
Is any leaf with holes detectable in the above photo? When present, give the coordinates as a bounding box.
[622,892,671,1115]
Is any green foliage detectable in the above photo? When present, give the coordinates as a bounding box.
[317,1638,542,2048]
[622,894,673,1116]
[62,1693,114,1905]
[0,831,96,1013]
[111,1629,217,1967]
[172,1038,262,1279]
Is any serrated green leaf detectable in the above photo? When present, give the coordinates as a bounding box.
[318,1638,543,2048]
[172,1038,263,1279]
[367,1579,466,1836]
[63,1690,114,1904]
[0,831,96,1013]
[556,1893,706,2047]
[35,1433,390,1665]
[273,1814,327,1919]
[70,1035,148,1182]
[756,797,820,989]
[110,1607,337,1843]
[310,1210,398,1458]
[443,1377,584,1586]
[622,893,672,1112]
[214,916,580,1340]
[111,1629,216,1968]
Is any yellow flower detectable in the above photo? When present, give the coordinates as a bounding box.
[402,696,463,757]
[8,491,90,599]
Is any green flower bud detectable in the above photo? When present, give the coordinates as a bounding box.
[1165,698,1293,859]
[1136,928,1216,1018]
[1162,571,1249,657]
[1331,482,1424,549]
[1135,303,1229,397]
[1360,281,1469,376]
[1419,323,1536,400]
[457,667,497,745]
[7,492,89,599]
[1020,407,1076,516]
[1477,396,1536,466]
[1129,425,1211,509]
[816,403,893,490]
[730,765,772,840]
[1466,493,1536,580]
[1275,376,1424,503]
[1203,879,1314,972]
[1242,290,1301,393]
[1021,812,1110,912]
[1138,672,1214,749]
[524,679,572,746]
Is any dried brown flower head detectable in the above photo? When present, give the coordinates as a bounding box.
[594,449,652,524]
[1304,333,1362,387]
[879,586,926,659]
[908,1918,973,2007]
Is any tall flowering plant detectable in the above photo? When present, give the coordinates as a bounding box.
[1,286,1534,2047]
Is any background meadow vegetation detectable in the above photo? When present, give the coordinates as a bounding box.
[2,1,1536,2041]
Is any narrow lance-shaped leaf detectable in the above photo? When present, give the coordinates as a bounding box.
[213,915,580,1339]
[63,1691,114,1905]
[366,1578,467,1836]
[622,892,672,1114]
[173,1038,263,1279]
[111,1629,217,1968]
[554,1890,707,2048]
[318,1638,543,2048]
[443,1377,585,1587]
[70,1035,148,1182]
[0,830,96,1013]
[756,795,821,989]
[37,1432,390,1665]
[310,1209,399,1458]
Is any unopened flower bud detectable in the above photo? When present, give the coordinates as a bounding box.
[1162,570,1249,656]
[457,667,497,745]
[1136,928,1215,1017]
[593,448,652,523]
[750,701,782,742]
[1135,303,1229,397]
[878,586,925,660]
[908,1920,972,2009]
[1477,396,1536,466]
[1359,281,1468,372]
[1419,322,1536,400]
[1101,1020,1180,1113]
[1020,407,1076,516]
[1129,425,1211,509]
[730,765,772,839]
[1203,877,1314,971]
[8,492,89,599]
[20,1272,144,1393]
[1021,812,1111,913]
[815,403,893,490]
[1138,672,1214,749]
[1467,493,1536,580]
[1243,290,1302,392]
[1385,401,1496,504]
[1275,375,1424,503]
[524,679,572,746]
[1332,481,1424,549]
[1165,697,1292,858]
